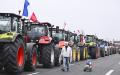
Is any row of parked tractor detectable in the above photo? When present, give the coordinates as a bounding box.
[0,13,117,74]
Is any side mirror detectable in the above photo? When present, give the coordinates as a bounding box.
[56,26,59,33]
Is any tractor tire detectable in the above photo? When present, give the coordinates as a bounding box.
[80,46,86,60]
[100,48,105,57]
[3,38,25,73]
[0,47,4,70]
[76,50,80,62]
[54,47,61,66]
[89,47,98,59]
[42,44,55,68]
[24,44,37,71]
[85,47,89,59]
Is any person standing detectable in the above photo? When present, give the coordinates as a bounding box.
[60,42,72,71]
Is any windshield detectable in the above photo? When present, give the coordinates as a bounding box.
[27,25,46,37]
[52,31,64,40]
[0,16,11,32]
[70,36,74,41]
[86,36,94,42]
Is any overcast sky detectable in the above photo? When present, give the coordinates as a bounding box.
[0,0,120,41]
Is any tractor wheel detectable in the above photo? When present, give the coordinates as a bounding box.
[80,46,86,60]
[76,50,80,62]
[85,47,89,59]
[90,47,98,59]
[24,45,37,71]
[100,48,105,57]
[42,44,55,68]
[54,47,61,66]
[0,47,3,70]
[3,38,25,73]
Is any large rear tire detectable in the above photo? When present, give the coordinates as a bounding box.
[42,44,55,68]
[24,44,37,71]
[100,48,105,57]
[3,38,25,73]
[89,47,98,59]
[0,46,4,70]
[80,46,86,60]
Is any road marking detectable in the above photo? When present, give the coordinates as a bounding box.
[105,70,114,75]
[27,72,39,75]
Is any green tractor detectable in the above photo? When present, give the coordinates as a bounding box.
[0,13,38,73]
[85,35,100,59]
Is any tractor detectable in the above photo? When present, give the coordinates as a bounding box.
[77,34,88,60]
[85,35,100,59]
[69,32,80,62]
[23,21,60,68]
[98,39,105,57]
[51,28,80,63]
[51,28,72,63]
[0,13,37,73]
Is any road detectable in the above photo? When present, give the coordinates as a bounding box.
[0,54,120,75]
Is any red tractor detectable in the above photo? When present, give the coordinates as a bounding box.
[23,21,59,68]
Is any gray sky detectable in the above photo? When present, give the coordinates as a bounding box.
[0,0,120,41]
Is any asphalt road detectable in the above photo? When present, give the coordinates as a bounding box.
[0,54,120,75]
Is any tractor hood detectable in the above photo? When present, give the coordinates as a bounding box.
[0,32,17,42]
[85,42,96,47]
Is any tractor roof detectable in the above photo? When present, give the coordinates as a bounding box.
[40,22,51,27]
[30,22,51,27]
[0,13,21,18]
[86,35,95,36]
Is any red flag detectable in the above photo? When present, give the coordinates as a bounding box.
[30,12,38,22]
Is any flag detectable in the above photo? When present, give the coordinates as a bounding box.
[22,0,30,17]
[30,12,38,22]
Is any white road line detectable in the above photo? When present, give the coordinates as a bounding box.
[105,70,114,75]
[27,72,39,75]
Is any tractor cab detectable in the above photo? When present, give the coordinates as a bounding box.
[0,13,23,42]
[0,13,21,33]
[69,32,77,46]
[24,22,52,43]
[51,28,65,44]
[85,35,98,47]
[51,28,67,48]
[77,34,86,46]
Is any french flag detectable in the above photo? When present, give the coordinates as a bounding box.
[22,0,38,22]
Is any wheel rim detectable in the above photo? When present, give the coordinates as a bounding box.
[17,46,24,67]
[32,49,37,66]
[51,50,54,64]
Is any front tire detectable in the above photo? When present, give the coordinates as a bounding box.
[42,44,55,68]
[24,44,37,71]
[3,38,25,73]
